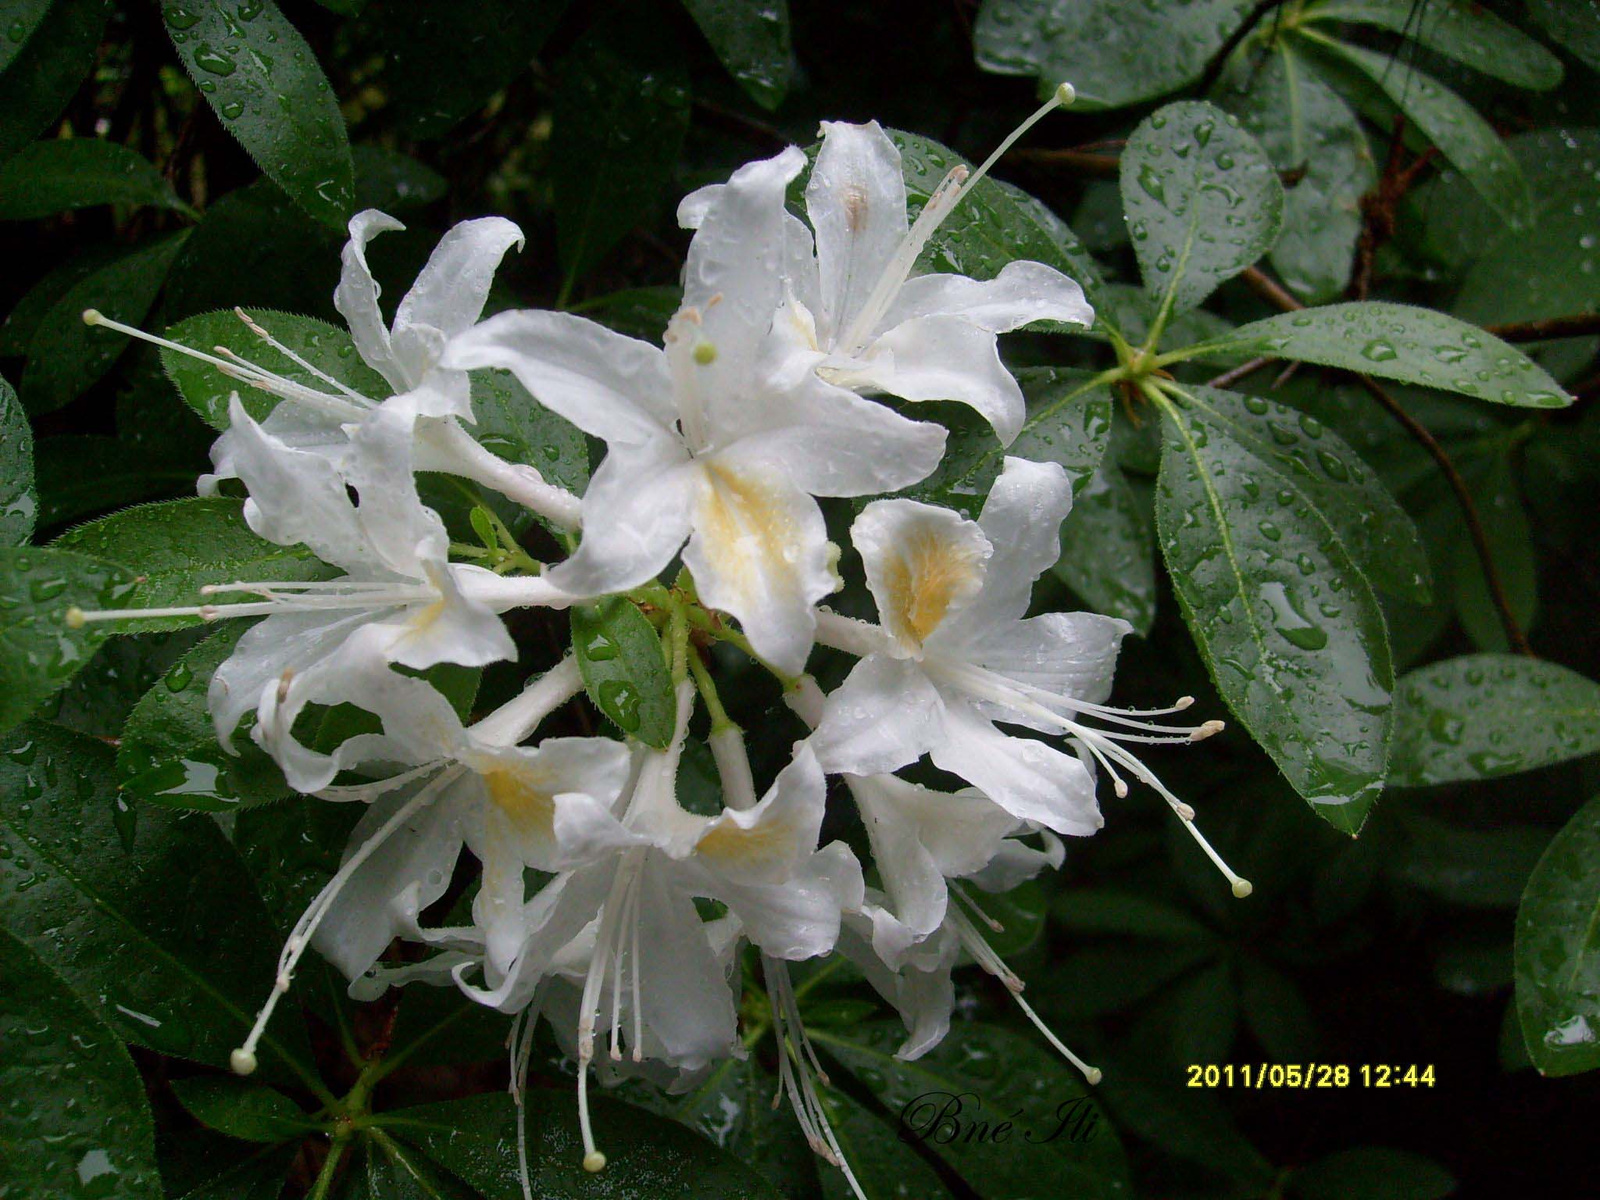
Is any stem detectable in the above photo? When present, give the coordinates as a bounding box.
[1239,264,1306,315]
[307,1136,350,1200]
[687,645,736,733]
[1483,313,1600,343]
[1206,355,1274,390]
[1356,376,1534,655]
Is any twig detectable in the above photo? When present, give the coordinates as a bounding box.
[1240,264,1305,314]
[1194,0,1295,96]
[1357,377,1533,655]
[1483,313,1600,343]
[1009,148,1120,177]
[1207,356,1273,390]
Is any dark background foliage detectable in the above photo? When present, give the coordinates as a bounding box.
[2,1,1599,1198]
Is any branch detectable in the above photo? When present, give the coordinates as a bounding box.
[1237,265,1535,655]
[1193,0,1295,96]
[1483,313,1600,343]
[1207,356,1274,390]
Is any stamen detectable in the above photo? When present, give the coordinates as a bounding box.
[232,767,456,1074]
[1178,813,1253,899]
[950,882,1005,933]
[232,307,373,405]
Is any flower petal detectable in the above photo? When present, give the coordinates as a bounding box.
[441,309,675,446]
[883,260,1093,333]
[681,457,833,674]
[851,498,992,656]
[807,121,909,343]
[930,699,1101,835]
[545,438,696,597]
[334,210,408,391]
[632,856,742,1068]
[694,840,863,960]
[965,611,1130,709]
[395,216,525,342]
[694,743,826,886]
[810,653,945,776]
[841,314,1026,444]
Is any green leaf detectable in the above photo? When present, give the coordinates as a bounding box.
[161,308,387,429]
[0,545,134,733]
[1291,1146,1456,1200]
[813,1021,1130,1198]
[1294,32,1530,225]
[0,722,317,1086]
[1177,385,1429,602]
[160,0,354,228]
[1388,655,1600,786]
[1526,0,1600,74]
[380,1090,785,1198]
[0,0,54,74]
[48,628,206,737]
[1306,0,1561,90]
[964,878,1046,957]
[889,129,1107,309]
[0,375,36,544]
[379,0,570,139]
[1054,461,1157,634]
[813,1084,945,1200]
[0,0,110,163]
[0,138,187,221]
[681,0,791,109]
[1213,43,1375,302]
[233,795,362,935]
[0,927,161,1200]
[53,497,334,632]
[469,368,591,497]
[172,1146,297,1200]
[1184,302,1571,407]
[351,144,447,213]
[551,5,691,291]
[1153,387,1393,831]
[902,367,1114,519]
[974,0,1254,110]
[21,232,189,415]
[1392,813,1549,908]
[1121,100,1284,318]
[171,1077,318,1144]
[571,597,675,747]
[342,1130,478,1199]
[1514,794,1600,1077]
[1238,956,1322,1060]
[116,622,292,812]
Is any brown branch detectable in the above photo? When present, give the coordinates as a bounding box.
[1240,264,1305,313]
[1193,0,1295,97]
[1009,148,1120,177]
[1357,377,1533,655]
[1207,355,1274,390]
[1483,313,1600,343]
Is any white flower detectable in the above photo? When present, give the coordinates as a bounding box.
[443,148,947,673]
[70,397,577,744]
[685,117,1093,444]
[226,651,626,1077]
[83,211,580,528]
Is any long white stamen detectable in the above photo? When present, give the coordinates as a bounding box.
[231,767,457,1075]
[510,1010,537,1200]
[946,905,1102,1085]
[575,851,643,1173]
[232,306,374,404]
[66,580,436,630]
[950,881,1005,933]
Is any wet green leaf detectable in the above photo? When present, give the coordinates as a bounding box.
[0,0,110,163]
[0,927,161,1200]
[0,545,135,732]
[1307,0,1561,90]
[172,1145,296,1200]
[53,496,334,632]
[0,0,54,74]
[1122,100,1284,317]
[171,1076,318,1144]
[116,622,291,812]
[1389,654,1600,786]
[469,368,591,497]
[974,0,1254,110]
[572,598,675,747]
[1514,794,1600,1077]
[1054,461,1157,634]
[1184,302,1571,407]
[681,0,792,109]
[160,0,354,227]
[31,434,196,530]
[379,1090,784,1198]
[1291,1146,1457,1200]
[0,375,36,545]
[0,139,186,221]
[0,722,317,1086]
[1526,0,1600,74]
[1294,32,1530,225]
[1154,387,1393,832]
[21,232,189,415]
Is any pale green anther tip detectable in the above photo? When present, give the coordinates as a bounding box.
[1232,878,1254,899]
[81,308,103,326]
[692,341,717,366]
[63,606,86,630]
[582,1151,607,1173]
[1054,81,1076,107]
[1085,1067,1103,1085]
[230,1048,258,1076]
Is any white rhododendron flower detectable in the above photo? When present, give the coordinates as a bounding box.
[443,147,947,673]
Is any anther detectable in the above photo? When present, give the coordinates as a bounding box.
[229,1048,258,1076]
[81,308,104,326]
[64,606,86,629]
[1054,81,1077,106]
[1190,720,1225,741]
[582,1151,607,1173]
[1232,878,1254,899]
[692,341,717,366]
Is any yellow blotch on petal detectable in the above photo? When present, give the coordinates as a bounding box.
[697,464,798,603]
[881,524,987,651]
[483,767,556,840]
[696,812,793,873]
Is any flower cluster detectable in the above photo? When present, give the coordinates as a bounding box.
[74,85,1247,1198]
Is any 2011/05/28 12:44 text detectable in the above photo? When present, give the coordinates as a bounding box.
[1186,1064,1438,1088]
